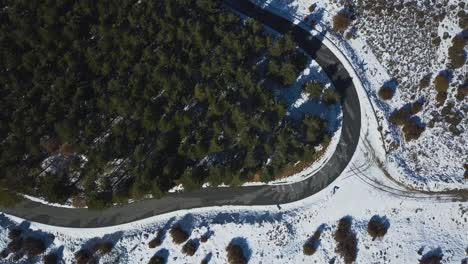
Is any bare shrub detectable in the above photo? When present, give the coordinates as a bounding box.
[410,100,424,114]
[436,92,447,105]
[309,3,317,13]
[456,81,467,101]
[182,239,198,256]
[378,85,394,100]
[367,215,390,240]
[389,108,411,126]
[333,11,351,33]
[200,234,210,243]
[23,237,46,257]
[434,74,449,93]
[226,242,247,264]
[170,225,189,244]
[334,217,358,264]
[149,229,164,248]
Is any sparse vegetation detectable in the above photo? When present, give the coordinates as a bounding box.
[334,217,358,264]
[333,11,351,33]
[447,35,467,69]
[378,85,395,100]
[434,74,450,93]
[75,249,94,264]
[367,215,390,240]
[170,225,189,245]
[93,241,114,255]
[182,239,198,256]
[23,237,46,257]
[226,241,247,264]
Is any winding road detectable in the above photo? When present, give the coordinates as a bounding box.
[0,0,361,227]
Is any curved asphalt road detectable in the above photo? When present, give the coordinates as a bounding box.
[0,0,361,228]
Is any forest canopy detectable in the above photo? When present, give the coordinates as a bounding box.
[0,0,335,207]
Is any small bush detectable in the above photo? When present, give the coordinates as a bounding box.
[389,108,411,126]
[75,249,93,264]
[23,237,46,257]
[200,234,210,243]
[333,11,351,33]
[94,241,113,255]
[43,253,59,264]
[170,225,189,244]
[304,81,324,98]
[8,228,22,241]
[148,255,165,264]
[402,118,425,141]
[448,35,467,69]
[303,228,323,256]
[182,239,198,256]
[149,229,165,248]
[419,74,432,89]
[456,82,467,101]
[434,74,449,93]
[7,238,23,253]
[367,215,389,240]
[378,85,394,100]
[436,92,447,105]
[334,217,358,264]
[226,242,247,264]
[410,100,424,114]
[308,3,317,13]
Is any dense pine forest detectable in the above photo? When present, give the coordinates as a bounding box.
[0,0,336,207]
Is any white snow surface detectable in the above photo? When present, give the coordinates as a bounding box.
[252,0,468,192]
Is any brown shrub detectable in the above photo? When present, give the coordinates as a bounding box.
[434,74,449,93]
[334,217,357,264]
[419,74,432,89]
[402,119,425,141]
[200,234,209,243]
[148,255,165,264]
[75,249,95,264]
[170,225,189,244]
[8,228,22,240]
[448,35,467,69]
[182,239,198,256]
[367,215,389,240]
[43,253,59,264]
[378,86,394,100]
[7,238,23,253]
[333,12,351,33]
[226,242,247,264]
[148,237,162,249]
[410,100,424,114]
[389,108,411,126]
[23,237,46,257]
[456,83,467,101]
[303,227,323,256]
[436,92,448,105]
[308,3,317,13]
[94,241,113,255]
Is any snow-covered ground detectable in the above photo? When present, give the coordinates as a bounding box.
[252,0,467,192]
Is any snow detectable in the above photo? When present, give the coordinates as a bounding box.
[252,0,468,192]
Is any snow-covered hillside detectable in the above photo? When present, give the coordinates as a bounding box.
[252,0,467,191]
